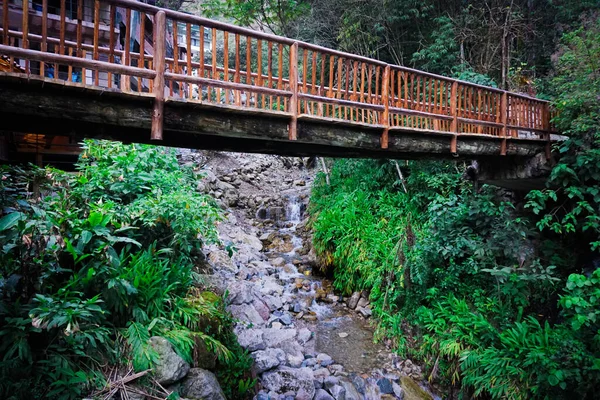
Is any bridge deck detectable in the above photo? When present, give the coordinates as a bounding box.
[0,0,554,161]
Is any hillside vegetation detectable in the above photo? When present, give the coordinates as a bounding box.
[309,17,600,399]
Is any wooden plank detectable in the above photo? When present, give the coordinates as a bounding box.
[165,73,292,97]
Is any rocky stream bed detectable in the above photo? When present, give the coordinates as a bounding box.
[159,151,440,400]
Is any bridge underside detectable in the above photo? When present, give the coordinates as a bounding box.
[0,75,548,165]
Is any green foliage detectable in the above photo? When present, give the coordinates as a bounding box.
[0,141,251,399]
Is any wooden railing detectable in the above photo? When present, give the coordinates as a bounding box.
[0,0,554,154]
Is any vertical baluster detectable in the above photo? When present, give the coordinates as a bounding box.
[138,12,145,92]
[246,36,252,106]
[359,63,366,122]
[381,65,390,148]
[223,31,229,104]
[67,47,72,81]
[318,52,325,117]
[57,0,65,75]
[500,92,508,154]
[21,0,29,72]
[450,82,458,153]
[289,42,298,139]
[267,42,273,109]
[122,8,131,92]
[344,59,350,119]
[186,23,192,99]
[311,51,318,115]
[257,39,263,108]
[107,5,115,88]
[302,48,308,114]
[93,0,99,85]
[335,57,343,118]
[327,55,334,117]
[2,0,8,47]
[41,0,48,77]
[199,25,204,83]
[277,43,283,110]
[211,28,217,102]
[151,10,166,140]
[235,34,241,106]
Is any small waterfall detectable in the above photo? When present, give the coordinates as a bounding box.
[286,195,302,223]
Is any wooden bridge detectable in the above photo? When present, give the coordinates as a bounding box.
[0,0,555,165]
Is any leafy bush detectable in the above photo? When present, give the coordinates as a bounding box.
[0,141,252,399]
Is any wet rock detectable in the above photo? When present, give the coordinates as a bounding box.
[252,348,286,373]
[297,328,312,345]
[399,376,433,400]
[253,299,271,321]
[346,292,361,309]
[261,367,315,399]
[208,249,236,272]
[228,304,267,326]
[296,388,313,400]
[271,257,286,267]
[179,368,226,400]
[237,329,266,351]
[149,336,190,385]
[316,353,333,367]
[340,379,361,400]
[392,382,404,399]
[228,281,255,305]
[263,328,297,348]
[264,295,283,311]
[356,298,369,309]
[377,378,394,394]
[329,385,346,400]
[279,313,293,326]
[261,278,285,296]
[350,375,366,394]
[323,376,340,391]
[356,306,372,318]
[314,389,334,400]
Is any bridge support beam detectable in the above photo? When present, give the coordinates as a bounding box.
[151,11,166,141]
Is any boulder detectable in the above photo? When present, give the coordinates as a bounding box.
[149,336,190,385]
[377,378,394,394]
[179,368,226,400]
[208,249,237,273]
[392,382,404,399]
[313,389,334,400]
[228,304,267,326]
[329,384,346,400]
[252,348,286,373]
[297,328,312,345]
[237,329,266,352]
[228,281,255,305]
[346,292,361,310]
[340,379,362,400]
[263,328,297,348]
[316,353,333,367]
[356,298,369,309]
[261,367,315,399]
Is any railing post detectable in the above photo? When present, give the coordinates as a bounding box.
[288,42,299,140]
[151,11,166,141]
[543,102,551,160]
[381,65,390,149]
[450,81,458,154]
[500,92,508,155]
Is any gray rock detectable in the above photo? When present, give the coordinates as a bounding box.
[253,348,286,373]
[356,306,372,318]
[255,391,270,400]
[237,329,266,351]
[180,368,226,400]
[328,364,344,375]
[329,385,346,400]
[253,299,271,321]
[296,388,312,400]
[150,336,190,385]
[279,313,293,326]
[323,376,340,390]
[297,328,312,345]
[261,367,315,399]
[287,352,305,368]
[271,257,286,266]
[263,328,297,348]
[377,378,394,394]
[313,367,331,382]
[356,297,369,309]
[313,389,334,400]
[392,382,404,399]
[264,295,284,311]
[340,379,362,400]
[261,278,285,296]
[350,375,366,394]
[346,292,361,309]
[228,281,255,305]
[208,249,237,272]
[301,358,318,368]
[228,304,266,326]
[316,353,333,367]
